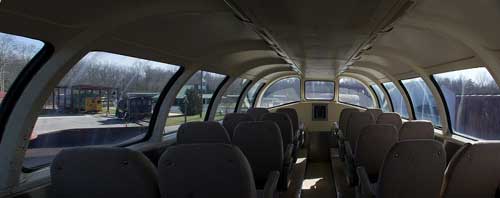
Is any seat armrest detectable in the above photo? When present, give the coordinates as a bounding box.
[345,141,354,159]
[357,167,376,197]
[262,171,280,198]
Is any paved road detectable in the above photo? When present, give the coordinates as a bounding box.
[34,115,143,135]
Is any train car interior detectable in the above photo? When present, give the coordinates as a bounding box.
[1,0,500,197]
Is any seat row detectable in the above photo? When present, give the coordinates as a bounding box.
[50,107,302,198]
[335,108,500,197]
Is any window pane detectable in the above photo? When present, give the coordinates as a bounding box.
[383,82,409,118]
[401,78,441,126]
[371,85,390,112]
[433,67,500,139]
[0,32,44,106]
[215,78,250,120]
[339,77,375,108]
[27,52,181,169]
[305,81,334,100]
[259,77,300,108]
[166,71,226,131]
[240,82,264,112]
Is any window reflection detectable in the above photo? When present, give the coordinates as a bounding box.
[434,67,500,139]
[401,78,441,126]
[339,77,375,108]
[259,77,300,108]
[371,85,390,112]
[383,82,409,118]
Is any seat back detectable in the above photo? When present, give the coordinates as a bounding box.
[376,112,403,131]
[261,112,293,148]
[355,124,398,180]
[441,142,500,198]
[277,108,299,133]
[399,120,434,140]
[365,108,383,120]
[377,140,446,198]
[233,121,283,188]
[339,108,360,132]
[51,147,159,198]
[177,121,231,144]
[222,113,254,139]
[247,108,270,120]
[158,144,257,198]
[347,112,375,149]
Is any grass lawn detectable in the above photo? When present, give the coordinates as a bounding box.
[166,113,226,126]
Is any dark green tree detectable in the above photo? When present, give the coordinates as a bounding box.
[179,88,202,116]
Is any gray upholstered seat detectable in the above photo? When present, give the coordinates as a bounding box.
[365,108,383,120]
[247,108,270,120]
[399,120,434,140]
[222,113,254,139]
[344,111,375,185]
[338,108,360,133]
[441,142,500,198]
[51,147,160,198]
[354,124,398,182]
[276,108,300,139]
[358,140,446,198]
[336,108,360,160]
[376,112,403,131]
[176,121,231,144]
[346,112,376,151]
[233,121,282,197]
[276,108,301,160]
[261,112,294,191]
[158,144,257,198]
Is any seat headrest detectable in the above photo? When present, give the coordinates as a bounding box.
[51,147,159,198]
[355,124,398,180]
[346,112,375,148]
[223,113,254,139]
[399,120,434,140]
[339,108,360,132]
[246,108,270,120]
[378,140,445,197]
[177,121,231,144]
[261,112,293,145]
[441,142,500,198]
[376,113,403,130]
[276,108,299,131]
[233,121,284,187]
[158,144,257,198]
[365,108,383,120]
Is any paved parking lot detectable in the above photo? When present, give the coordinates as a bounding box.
[34,115,143,135]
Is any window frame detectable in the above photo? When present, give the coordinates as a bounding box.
[338,76,376,109]
[258,76,301,109]
[380,83,395,112]
[205,76,230,121]
[400,77,442,129]
[234,80,252,113]
[0,40,53,143]
[430,75,454,135]
[251,83,266,108]
[304,80,335,101]
[382,82,410,119]
[370,85,382,109]
[398,80,416,119]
